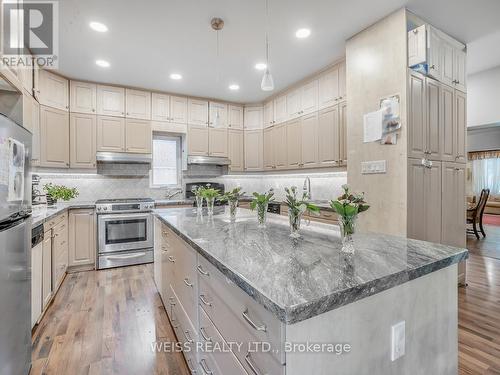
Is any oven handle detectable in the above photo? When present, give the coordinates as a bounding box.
[105,252,147,260]
[98,213,152,221]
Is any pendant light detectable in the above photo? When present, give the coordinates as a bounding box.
[211,18,224,125]
[261,0,274,91]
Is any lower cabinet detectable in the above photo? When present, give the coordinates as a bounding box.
[51,215,69,292]
[42,231,52,308]
[68,209,95,269]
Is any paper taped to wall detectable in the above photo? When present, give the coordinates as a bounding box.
[363,109,383,143]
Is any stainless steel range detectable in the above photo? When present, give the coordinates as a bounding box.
[96,198,155,269]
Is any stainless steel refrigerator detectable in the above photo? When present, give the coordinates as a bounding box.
[0,113,31,375]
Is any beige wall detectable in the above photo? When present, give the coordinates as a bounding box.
[346,8,408,236]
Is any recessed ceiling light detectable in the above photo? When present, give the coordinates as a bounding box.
[255,63,267,71]
[89,21,108,32]
[295,28,311,39]
[95,59,110,68]
[229,84,240,91]
[170,73,182,80]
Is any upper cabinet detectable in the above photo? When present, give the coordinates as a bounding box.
[286,88,301,119]
[228,105,243,129]
[188,98,209,126]
[125,89,151,120]
[96,116,125,152]
[70,113,96,168]
[301,80,318,115]
[263,100,274,127]
[125,119,152,153]
[318,62,346,109]
[274,94,287,124]
[244,106,263,129]
[152,94,188,124]
[37,70,69,111]
[70,81,96,114]
[97,85,125,117]
[208,102,228,128]
[40,106,70,168]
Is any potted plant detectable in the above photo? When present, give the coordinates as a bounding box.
[43,183,79,206]
[330,184,369,253]
[250,189,274,228]
[284,186,320,238]
[199,185,221,215]
[191,185,205,212]
[220,187,245,221]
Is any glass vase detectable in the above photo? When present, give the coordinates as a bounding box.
[195,195,204,213]
[256,203,268,228]
[339,215,357,254]
[288,209,303,238]
[229,200,238,221]
[206,197,215,215]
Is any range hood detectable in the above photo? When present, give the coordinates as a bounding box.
[96,152,152,164]
[187,155,230,166]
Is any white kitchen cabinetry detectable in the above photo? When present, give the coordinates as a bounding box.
[286,118,302,169]
[188,125,209,156]
[301,112,319,168]
[42,230,52,308]
[286,88,301,119]
[273,94,287,124]
[97,116,125,152]
[228,105,243,129]
[68,209,95,268]
[22,91,33,132]
[97,85,125,117]
[40,105,70,168]
[318,105,340,167]
[37,70,69,111]
[228,129,244,171]
[70,81,97,114]
[125,89,151,120]
[264,124,287,170]
[209,102,228,128]
[264,100,274,127]
[244,129,263,171]
[70,113,96,168]
[244,106,263,129]
[125,119,152,153]
[300,80,318,115]
[31,242,43,327]
[50,214,69,293]
[208,128,228,157]
[441,162,466,248]
[263,127,274,170]
[188,98,209,126]
[318,62,346,109]
[152,93,188,124]
[31,99,40,166]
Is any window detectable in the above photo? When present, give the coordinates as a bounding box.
[472,158,500,196]
[150,135,181,187]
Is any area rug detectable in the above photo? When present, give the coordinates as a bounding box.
[483,214,500,226]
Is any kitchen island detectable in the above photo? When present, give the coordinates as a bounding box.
[153,206,467,375]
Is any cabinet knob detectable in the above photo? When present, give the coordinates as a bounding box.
[92,108,95,112]
[430,65,435,69]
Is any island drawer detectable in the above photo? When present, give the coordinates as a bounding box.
[198,308,248,375]
[197,256,286,366]
[44,212,67,231]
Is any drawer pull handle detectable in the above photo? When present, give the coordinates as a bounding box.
[242,309,266,332]
[245,352,262,375]
[196,265,209,276]
[199,359,213,375]
[186,358,197,373]
[199,294,211,306]
[106,252,146,260]
[183,278,193,287]
[199,327,212,342]
[183,330,193,343]
[162,230,168,236]
[168,256,175,262]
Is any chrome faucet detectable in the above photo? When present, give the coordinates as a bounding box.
[303,177,311,199]
[165,188,183,200]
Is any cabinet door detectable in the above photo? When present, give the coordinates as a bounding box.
[97,85,125,117]
[274,123,288,169]
[286,88,301,119]
[42,231,52,308]
[151,93,170,122]
[208,128,228,157]
[228,105,243,129]
[301,80,318,115]
[263,100,274,127]
[31,99,40,166]
[273,94,287,124]
[31,242,43,327]
[441,42,454,87]
[125,119,151,153]
[188,99,209,126]
[22,92,33,131]
[454,49,466,92]
[209,102,228,128]
[318,105,340,166]
[263,127,274,170]
[125,89,151,120]
[69,209,95,267]
[70,113,96,168]
[441,162,466,248]
[301,112,319,168]
[286,119,302,169]
[244,130,263,171]
[20,55,33,93]
[70,81,96,114]
[454,90,466,163]
[440,84,455,162]
[170,96,188,123]
[244,106,263,129]
[338,61,346,101]
[228,130,244,171]
[339,101,348,163]
[408,25,427,67]
[426,78,441,160]
[408,72,426,159]
[188,124,209,156]
[428,27,442,81]
[96,116,125,152]
[318,67,339,109]
[38,70,69,111]
[153,219,162,293]
[40,105,70,167]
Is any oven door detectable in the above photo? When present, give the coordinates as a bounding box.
[98,213,153,254]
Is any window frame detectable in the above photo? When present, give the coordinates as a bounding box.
[150,134,182,188]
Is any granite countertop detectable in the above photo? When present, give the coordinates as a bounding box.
[154,207,468,324]
[239,195,335,212]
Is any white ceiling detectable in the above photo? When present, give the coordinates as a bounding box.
[58,0,500,103]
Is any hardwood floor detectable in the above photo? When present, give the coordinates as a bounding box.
[31,265,189,375]
[467,224,500,260]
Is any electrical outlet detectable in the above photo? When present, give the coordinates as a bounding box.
[391,321,405,361]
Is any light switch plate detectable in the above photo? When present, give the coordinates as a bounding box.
[361,160,387,174]
[391,321,405,361]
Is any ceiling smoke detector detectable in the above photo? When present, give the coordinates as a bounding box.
[211,17,224,31]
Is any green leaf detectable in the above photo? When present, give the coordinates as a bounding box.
[331,201,345,216]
